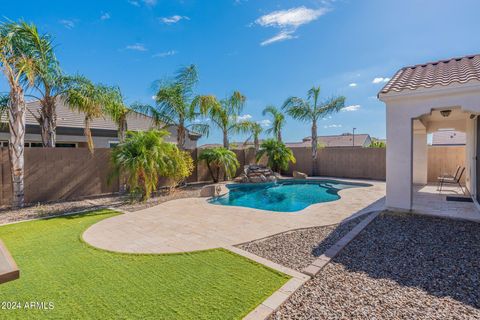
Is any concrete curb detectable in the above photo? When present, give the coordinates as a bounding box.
[224,246,310,320]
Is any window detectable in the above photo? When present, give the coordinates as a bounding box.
[109,141,119,148]
[56,143,77,148]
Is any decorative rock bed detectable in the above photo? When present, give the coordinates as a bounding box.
[248,212,480,319]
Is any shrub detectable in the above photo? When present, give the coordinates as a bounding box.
[256,139,296,173]
[199,147,240,183]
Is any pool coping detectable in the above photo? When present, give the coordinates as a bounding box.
[209,178,375,214]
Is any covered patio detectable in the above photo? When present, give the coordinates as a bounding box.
[379,54,480,221]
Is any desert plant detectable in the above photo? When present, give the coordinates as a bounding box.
[208,91,246,149]
[256,139,296,173]
[110,129,192,201]
[283,86,345,176]
[262,106,285,142]
[139,65,218,149]
[199,147,240,183]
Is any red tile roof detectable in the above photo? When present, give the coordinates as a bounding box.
[380,54,480,94]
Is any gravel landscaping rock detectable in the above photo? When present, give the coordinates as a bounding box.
[271,212,480,319]
[238,215,366,272]
[0,184,205,225]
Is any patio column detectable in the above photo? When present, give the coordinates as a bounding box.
[412,127,428,185]
[386,104,413,210]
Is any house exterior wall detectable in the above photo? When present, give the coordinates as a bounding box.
[380,81,480,211]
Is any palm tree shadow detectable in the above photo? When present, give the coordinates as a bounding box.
[312,212,480,309]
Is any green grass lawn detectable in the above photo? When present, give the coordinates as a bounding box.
[0,210,289,319]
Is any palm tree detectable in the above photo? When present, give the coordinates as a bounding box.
[110,130,191,200]
[256,139,296,173]
[19,23,64,148]
[238,121,263,153]
[262,106,285,142]
[199,147,240,183]
[283,86,345,176]
[101,86,133,143]
[64,76,110,153]
[0,20,40,208]
[141,65,218,149]
[208,91,246,149]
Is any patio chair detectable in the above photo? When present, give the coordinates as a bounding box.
[438,166,465,194]
[437,165,461,190]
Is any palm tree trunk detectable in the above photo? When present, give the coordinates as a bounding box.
[311,120,318,177]
[254,135,259,154]
[206,162,217,183]
[39,96,57,147]
[223,130,229,149]
[177,122,186,149]
[8,86,26,208]
[84,118,94,153]
[118,116,128,143]
[277,130,282,143]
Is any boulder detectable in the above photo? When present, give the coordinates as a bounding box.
[293,171,308,179]
[200,184,222,197]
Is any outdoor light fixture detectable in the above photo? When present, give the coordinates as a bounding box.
[440,110,452,117]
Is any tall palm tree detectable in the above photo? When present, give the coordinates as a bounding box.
[198,147,240,183]
[141,65,218,149]
[208,91,246,149]
[262,106,285,142]
[64,76,110,153]
[238,121,263,153]
[283,86,345,176]
[19,23,64,148]
[0,21,40,208]
[101,86,132,143]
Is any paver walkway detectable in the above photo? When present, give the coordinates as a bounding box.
[82,179,386,253]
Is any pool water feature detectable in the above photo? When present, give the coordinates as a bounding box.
[209,180,370,212]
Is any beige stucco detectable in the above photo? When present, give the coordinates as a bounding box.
[379,80,480,211]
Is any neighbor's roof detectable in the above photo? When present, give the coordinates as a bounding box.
[431,130,466,146]
[23,99,155,131]
[287,133,371,148]
[380,54,480,94]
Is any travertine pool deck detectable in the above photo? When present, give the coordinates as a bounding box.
[83,179,386,253]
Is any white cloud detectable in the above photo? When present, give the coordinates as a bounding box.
[160,15,190,24]
[59,19,76,29]
[143,0,157,6]
[324,124,342,128]
[128,0,140,6]
[152,50,178,58]
[261,31,297,46]
[100,12,111,20]
[126,43,147,51]
[237,114,253,121]
[342,105,361,112]
[193,118,210,124]
[258,119,271,127]
[256,6,329,46]
[349,83,357,87]
[256,6,328,28]
[372,77,390,84]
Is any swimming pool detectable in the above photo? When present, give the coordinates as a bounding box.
[209,180,370,212]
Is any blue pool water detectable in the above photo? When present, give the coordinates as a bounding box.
[209,180,370,212]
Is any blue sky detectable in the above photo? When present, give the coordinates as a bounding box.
[2,0,480,145]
